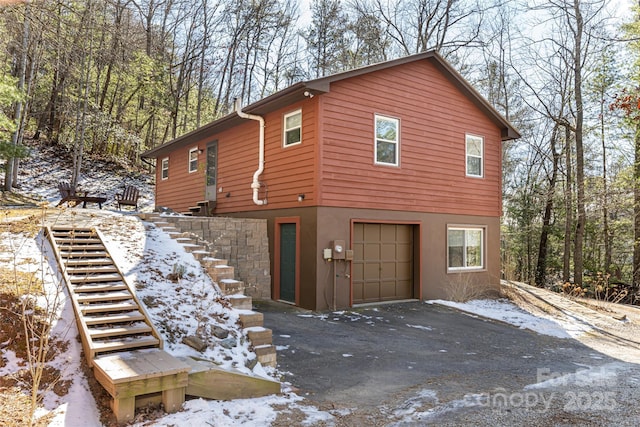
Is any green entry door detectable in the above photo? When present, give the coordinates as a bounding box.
[279,223,297,303]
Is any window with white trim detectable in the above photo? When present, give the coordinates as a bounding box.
[188,148,198,173]
[283,109,302,146]
[447,227,484,270]
[375,115,399,166]
[466,134,483,177]
[161,157,169,180]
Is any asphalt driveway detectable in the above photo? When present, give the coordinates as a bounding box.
[255,300,640,426]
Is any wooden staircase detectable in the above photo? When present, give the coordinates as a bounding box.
[44,224,279,424]
[44,226,164,365]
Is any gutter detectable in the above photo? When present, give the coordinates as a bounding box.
[234,98,267,206]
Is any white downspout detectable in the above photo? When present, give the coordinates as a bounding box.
[234,98,266,205]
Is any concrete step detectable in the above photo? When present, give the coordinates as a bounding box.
[182,244,205,253]
[218,279,244,295]
[192,250,211,261]
[207,265,235,281]
[227,295,252,310]
[176,237,195,245]
[245,327,272,347]
[254,345,277,368]
[202,257,228,267]
[238,310,263,328]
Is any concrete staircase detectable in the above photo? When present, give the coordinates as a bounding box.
[140,213,277,367]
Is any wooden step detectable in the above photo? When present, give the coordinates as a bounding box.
[81,301,140,314]
[77,292,133,304]
[67,266,119,275]
[74,283,128,293]
[55,238,103,244]
[84,312,146,325]
[88,324,153,339]
[61,251,109,259]
[92,336,160,353]
[65,258,113,266]
[59,244,106,251]
[69,274,123,284]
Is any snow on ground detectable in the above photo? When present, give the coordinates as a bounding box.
[3,144,638,425]
[4,215,638,426]
[429,298,591,339]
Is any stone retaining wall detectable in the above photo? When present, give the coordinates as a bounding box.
[162,216,271,299]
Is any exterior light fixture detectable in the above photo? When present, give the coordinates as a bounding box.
[298,194,305,202]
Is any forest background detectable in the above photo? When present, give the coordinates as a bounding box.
[1,0,639,302]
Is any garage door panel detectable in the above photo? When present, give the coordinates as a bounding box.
[364,224,380,241]
[397,261,412,279]
[353,242,364,258]
[396,281,412,297]
[364,282,381,301]
[397,243,412,260]
[352,223,415,304]
[364,243,380,259]
[364,263,380,279]
[381,262,396,278]
[381,243,396,259]
[396,225,412,241]
[353,282,364,301]
[380,281,397,299]
[380,224,396,240]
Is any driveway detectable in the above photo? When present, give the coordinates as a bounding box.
[255,299,640,426]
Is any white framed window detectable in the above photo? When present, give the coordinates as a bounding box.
[466,134,483,177]
[161,157,169,180]
[283,109,302,147]
[447,226,484,271]
[188,147,198,173]
[375,114,399,166]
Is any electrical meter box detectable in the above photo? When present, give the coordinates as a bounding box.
[332,240,346,260]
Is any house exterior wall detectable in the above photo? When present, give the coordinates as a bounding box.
[227,207,500,311]
[318,60,502,217]
[148,56,511,310]
[155,144,207,211]
[155,61,501,219]
[155,99,319,214]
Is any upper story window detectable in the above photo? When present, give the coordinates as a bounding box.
[284,109,302,147]
[466,134,484,177]
[375,115,399,166]
[161,157,169,180]
[447,226,484,271]
[188,148,198,173]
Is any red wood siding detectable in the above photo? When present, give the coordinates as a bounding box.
[155,145,206,212]
[156,100,318,214]
[215,100,318,214]
[318,60,503,217]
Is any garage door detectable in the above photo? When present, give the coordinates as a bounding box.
[352,223,414,304]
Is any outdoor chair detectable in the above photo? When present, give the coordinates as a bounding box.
[115,185,140,210]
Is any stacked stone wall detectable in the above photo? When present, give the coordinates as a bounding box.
[163,216,271,299]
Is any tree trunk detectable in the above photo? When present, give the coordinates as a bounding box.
[572,0,586,287]
[563,125,573,282]
[535,125,560,287]
[634,122,640,288]
[4,2,29,191]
